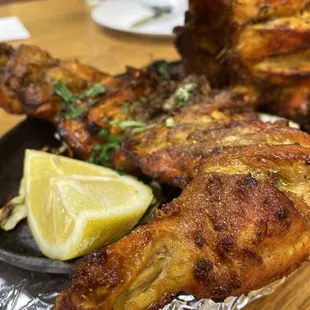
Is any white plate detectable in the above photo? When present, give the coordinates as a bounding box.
[91,0,187,38]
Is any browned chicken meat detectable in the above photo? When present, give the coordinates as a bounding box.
[0,44,123,123]
[175,0,310,130]
[122,96,310,187]
[1,43,310,309]
[55,171,310,309]
[0,43,187,160]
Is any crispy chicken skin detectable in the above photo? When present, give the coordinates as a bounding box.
[0,44,124,123]
[55,172,310,310]
[61,71,192,159]
[2,43,310,308]
[122,93,258,187]
[175,0,310,130]
[124,121,310,188]
[0,44,187,159]
[122,96,310,187]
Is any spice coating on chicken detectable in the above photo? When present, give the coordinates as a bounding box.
[0,44,188,161]
[54,172,310,310]
[175,0,310,129]
[0,44,121,123]
[2,43,310,309]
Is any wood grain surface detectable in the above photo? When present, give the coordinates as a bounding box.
[0,0,308,309]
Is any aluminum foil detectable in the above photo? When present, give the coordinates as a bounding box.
[0,261,285,310]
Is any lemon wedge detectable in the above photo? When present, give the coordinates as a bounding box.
[24,149,153,261]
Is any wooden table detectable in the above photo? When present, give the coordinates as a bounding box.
[0,0,179,135]
[0,0,308,309]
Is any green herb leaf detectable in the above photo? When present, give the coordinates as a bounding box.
[131,125,155,135]
[92,144,103,152]
[165,117,175,128]
[131,127,148,135]
[81,84,106,98]
[53,81,106,120]
[122,102,130,114]
[97,128,109,140]
[90,133,123,168]
[89,115,155,167]
[157,62,169,78]
[87,154,96,164]
[53,81,74,103]
[97,135,123,167]
[174,83,198,107]
[110,119,147,130]
[139,97,146,103]
[116,168,126,175]
[63,105,84,119]
[88,98,99,106]
[108,134,123,145]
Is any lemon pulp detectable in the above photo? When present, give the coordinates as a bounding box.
[25,149,153,260]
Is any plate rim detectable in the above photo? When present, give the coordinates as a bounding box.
[0,61,183,274]
[0,119,73,274]
[91,0,178,38]
[0,244,72,274]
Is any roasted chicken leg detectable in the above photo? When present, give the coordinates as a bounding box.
[55,172,310,309]
[1,43,310,309]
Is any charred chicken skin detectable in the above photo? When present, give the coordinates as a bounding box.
[175,0,310,130]
[55,172,310,309]
[1,43,310,309]
[0,44,123,122]
[0,43,187,160]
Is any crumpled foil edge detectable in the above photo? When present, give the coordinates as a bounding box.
[163,279,285,310]
[0,262,285,310]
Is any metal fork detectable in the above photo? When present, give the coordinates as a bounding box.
[130,5,172,28]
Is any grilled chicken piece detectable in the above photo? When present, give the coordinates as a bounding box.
[0,44,124,123]
[122,97,310,187]
[59,73,198,160]
[0,44,188,160]
[201,144,310,216]
[2,43,310,308]
[175,0,310,130]
[121,91,258,187]
[55,171,310,310]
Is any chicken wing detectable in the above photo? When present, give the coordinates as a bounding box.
[0,44,188,161]
[54,171,310,309]
[122,99,310,187]
[2,43,310,310]
[0,44,124,123]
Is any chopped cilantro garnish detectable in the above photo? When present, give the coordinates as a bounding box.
[63,105,84,120]
[81,83,106,98]
[174,83,198,107]
[157,62,169,78]
[53,81,106,120]
[122,102,129,114]
[131,125,155,135]
[110,119,147,130]
[122,98,145,114]
[92,144,104,152]
[165,117,175,128]
[139,97,147,103]
[97,128,109,140]
[116,167,126,175]
[89,117,155,167]
[88,98,99,106]
[53,81,76,103]
[89,134,123,168]
[108,118,155,135]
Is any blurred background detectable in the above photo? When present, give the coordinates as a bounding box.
[0,0,186,135]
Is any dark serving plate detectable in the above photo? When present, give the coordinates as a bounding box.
[0,60,183,274]
[0,118,73,274]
